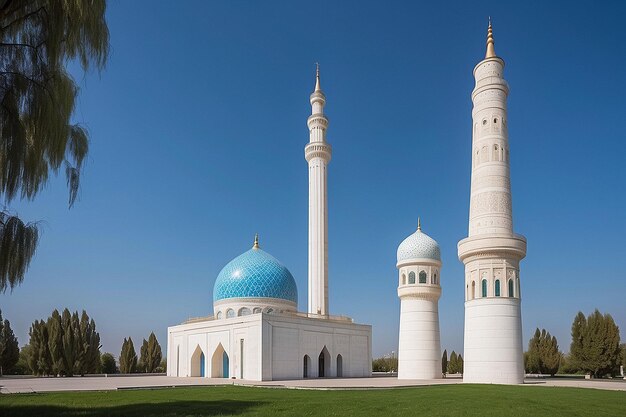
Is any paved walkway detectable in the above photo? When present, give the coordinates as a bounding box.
[1,374,625,394]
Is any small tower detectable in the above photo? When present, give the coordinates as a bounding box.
[305,64,332,317]
[458,20,526,384]
[396,219,442,379]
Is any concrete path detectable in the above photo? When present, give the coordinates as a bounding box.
[1,374,625,394]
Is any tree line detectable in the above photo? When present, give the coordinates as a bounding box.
[0,308,165,376]
[525,309,624,378]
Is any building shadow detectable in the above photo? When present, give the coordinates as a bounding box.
[0,399,264,417]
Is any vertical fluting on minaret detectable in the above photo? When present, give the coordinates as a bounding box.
[458,21,527,385]
[305,64,332,316]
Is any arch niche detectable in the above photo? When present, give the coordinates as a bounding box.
[211,343,229,378]
[337,354,343,378]
[303,355,311,378]
[318,346,331,378]
[190,345,205,377]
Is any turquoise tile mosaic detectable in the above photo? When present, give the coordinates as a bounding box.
[213,248,298,303]
[397,229,441,262]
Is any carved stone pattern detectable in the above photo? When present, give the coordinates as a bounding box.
[471,175,510,189]
[470,191,512,217]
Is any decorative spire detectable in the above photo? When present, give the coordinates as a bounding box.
[417,217,422,231]
[485,17,496,58]
[314,62,321,92]
[253,233,259,249]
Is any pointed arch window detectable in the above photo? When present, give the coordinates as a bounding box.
[402,274,406,285]
[508,279,514,297]
[471,281,476,299]
[419,271,427,284]
[481,279,488,297]
[495,279,501,297]
[408,272,416,284]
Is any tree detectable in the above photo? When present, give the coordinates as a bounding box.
[526,328,561,375]
[540,332,561,376]
[526,328,542,373]
[0,0,110,292]
[448,351,458,374]
[622,344,626,371]
[441,349,448,377]
[47,309,64,376]
[458,354,464,375]
[139,332,162,373]
[0,310,19,375]
[570,311,586,372]
[27,319,51,376]
[100,352,116,374]
[27,308,100,377]
[119,337,137,374]
[569,310,621,377]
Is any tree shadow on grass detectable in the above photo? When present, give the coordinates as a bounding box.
[0,399,265,417]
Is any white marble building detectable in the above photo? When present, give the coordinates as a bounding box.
[166,69,372,381]
[458,21,526,385]
[396,219,442,380]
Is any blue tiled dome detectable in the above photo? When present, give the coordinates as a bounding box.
[397,226,441,262]
[213,245,298,304]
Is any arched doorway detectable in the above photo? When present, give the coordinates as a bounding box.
[318,346,330,378]
[211,343,229,378]
[337,354,343,378]
[190,345,205,377]
[303,355,310,378]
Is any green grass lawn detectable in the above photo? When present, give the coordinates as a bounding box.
[0,384,624,417]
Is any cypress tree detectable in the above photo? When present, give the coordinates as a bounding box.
[441,349,448,377]
[449,351,458,374]
[570,310,621,377]
[142,332,162,373]
[27,320,52,376]
[0,310,19,375]
[542,333,561,376]
[119,337,137,374]
[458,354,464,375]
[60,309,76,376]
[526,328,542,373]
[570,311,587,371]
[47,310,64,376]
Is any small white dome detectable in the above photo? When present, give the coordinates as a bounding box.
[397,222,441,263]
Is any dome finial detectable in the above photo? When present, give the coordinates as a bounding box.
[314,62,321,92]
[485,17,496,58]
[253,233,259,249]
[417,217,422,231]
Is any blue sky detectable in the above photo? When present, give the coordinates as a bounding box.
[2,0,626,359]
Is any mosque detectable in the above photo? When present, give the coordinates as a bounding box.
[166,65,372,381]
[167,21,526,384]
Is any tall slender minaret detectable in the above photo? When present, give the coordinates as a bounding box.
[458,21,527,384]
[305,64,332,317]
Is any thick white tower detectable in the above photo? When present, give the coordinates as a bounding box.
[397,219,442,380]
[458,22,527,384]
[305,65,332,317]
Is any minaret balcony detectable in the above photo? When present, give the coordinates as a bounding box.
[305,142,332,162]
[307,114,329,129]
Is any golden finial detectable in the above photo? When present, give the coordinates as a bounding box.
[253,233,259,249]
[314,62,321,92]
[417,217,422,231]
[485,17,496,58]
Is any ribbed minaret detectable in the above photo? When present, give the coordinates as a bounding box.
[305,65,332,317]
[458,21,527,384]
